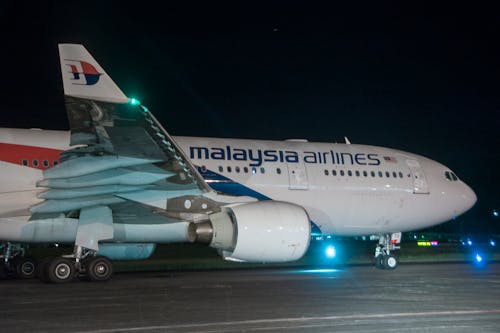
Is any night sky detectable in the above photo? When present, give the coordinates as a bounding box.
[1,1,499,234]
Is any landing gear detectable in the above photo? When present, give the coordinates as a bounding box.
[46,257,76,283]
[0,242,38,279]
[37,246,114,283]
[374,233,401,270]
[84,256,113,282]
[1,243,114,283]
[13,256,37,279]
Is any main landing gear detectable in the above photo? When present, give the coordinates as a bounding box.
[0,243,37,279]
[38,246,113,283]
[1,243,113,283]
[374,232,401,270]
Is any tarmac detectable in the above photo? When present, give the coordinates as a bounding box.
[1,263,499,332]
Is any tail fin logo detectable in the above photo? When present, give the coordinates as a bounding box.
[64,60,102,85]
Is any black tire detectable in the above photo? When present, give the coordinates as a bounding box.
[15,257,37,279]
[375,255,385,269]
[47,257,76,283]
[0,263,8,279]
[383,255,398,270]
[85,256,113,282]
[37,257,54,283]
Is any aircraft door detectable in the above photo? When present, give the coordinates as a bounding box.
[406,159,429,194]
[287,158,309,190]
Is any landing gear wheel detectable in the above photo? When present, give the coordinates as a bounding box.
[85,256,113,282]
[383,255,398,270]
[375,255,385,269]
[47,257,76,283]
[14,257,37,279]
[37,257,54,283]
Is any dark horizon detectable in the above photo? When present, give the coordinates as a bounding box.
[1,1,499,234]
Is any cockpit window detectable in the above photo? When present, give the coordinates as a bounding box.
[445,171,459,182]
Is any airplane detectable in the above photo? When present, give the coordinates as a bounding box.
[0,44,477,283]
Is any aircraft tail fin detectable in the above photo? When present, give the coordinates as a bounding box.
[58,44,129,104]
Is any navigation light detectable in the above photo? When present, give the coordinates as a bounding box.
[130,98,141,105]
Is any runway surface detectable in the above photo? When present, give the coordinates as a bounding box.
[1,263,499,332]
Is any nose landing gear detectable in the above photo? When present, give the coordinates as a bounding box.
[374,232,401,270]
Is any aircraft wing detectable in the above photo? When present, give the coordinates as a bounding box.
[32,44,248,233]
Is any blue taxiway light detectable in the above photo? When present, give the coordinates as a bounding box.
[467,240,473,246]
[490,240,496,247]
[493,210,499,217]
[325,245,336,258]
[475,253,483,263]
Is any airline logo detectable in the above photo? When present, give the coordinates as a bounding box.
[190,145,382,167]
[64,60,102,85]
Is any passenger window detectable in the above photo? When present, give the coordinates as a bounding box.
[347,170,352,177]
[399,172,403,178]
[201,165,207,172]
[244,167,249,173]
[218,166,223,172]
[385,171,390,178]
[252,167,257,174]
[22,159,28,166]
[32,160,39,167]
[42,160,48,167]
[277,168,282,175]
[340,170,345,176]
[363,170,368,177]
[355,170,360,177]
[235,166,240,173]
[392,171,397,178]
[324,169,329,176]
[332,170,337,176]
[260,167,265,174]
[53,160,59,165]
[227,166,232,173]
[378,171,383,177]
[371,171,375,177]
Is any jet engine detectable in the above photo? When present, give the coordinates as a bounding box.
[195,201,310,262]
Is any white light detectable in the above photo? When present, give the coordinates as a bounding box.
[475,253,483,263]
[467,240,472,246]
[326,246,336,258]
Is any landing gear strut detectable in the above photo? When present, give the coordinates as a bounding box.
[374,232,401,269]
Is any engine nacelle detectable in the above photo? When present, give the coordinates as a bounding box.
[201,201,310,262]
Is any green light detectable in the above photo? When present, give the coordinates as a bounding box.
[129,98,141,106]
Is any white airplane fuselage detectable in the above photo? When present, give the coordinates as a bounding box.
[0,127,477,238]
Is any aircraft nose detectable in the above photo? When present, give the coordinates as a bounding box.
[461,182,477,212]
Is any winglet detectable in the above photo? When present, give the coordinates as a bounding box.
[58,44,129,104]
[344,136,351,144]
